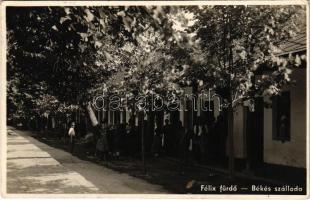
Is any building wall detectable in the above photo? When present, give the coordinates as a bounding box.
[263,68,306,168]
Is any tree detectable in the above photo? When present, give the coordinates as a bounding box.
[6,6,177,124]
[176,5,306,177]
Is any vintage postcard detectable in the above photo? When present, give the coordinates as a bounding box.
[0,0,309,199]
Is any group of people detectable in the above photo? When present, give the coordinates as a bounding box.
[67,113,228,165]
[151,114,228,165]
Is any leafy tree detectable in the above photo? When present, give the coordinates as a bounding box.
[6,6,176,123]
[176,5,306,176]
[7,6,305,177]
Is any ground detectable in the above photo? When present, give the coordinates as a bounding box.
[6,127,167,194]
[6,127,306,195]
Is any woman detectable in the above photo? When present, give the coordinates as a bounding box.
[68,121,76,154]
[152,125,162,157]
[194,117,208,163]
[178,127,193,173]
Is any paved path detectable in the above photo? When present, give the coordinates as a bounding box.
[6,127,167,194]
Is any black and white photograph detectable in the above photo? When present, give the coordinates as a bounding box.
[1,0,308,197]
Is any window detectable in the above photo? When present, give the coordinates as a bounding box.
[272,91,290,142]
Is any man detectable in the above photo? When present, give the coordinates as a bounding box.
[96,119,109,161]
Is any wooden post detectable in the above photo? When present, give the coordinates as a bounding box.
[228,23,235,178]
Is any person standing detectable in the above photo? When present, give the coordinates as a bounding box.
[68,121,76,154]
[163,119,171,156]
[152,125,163,157]
[194,117,208,163]
[96,119,109,161]
[178,127,194,174]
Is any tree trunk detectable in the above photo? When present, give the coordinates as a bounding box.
[147,111,155,153]
[140,111,146,174]
[86,103,99,127]
[227,103,234,178]
[227,22,235,177]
